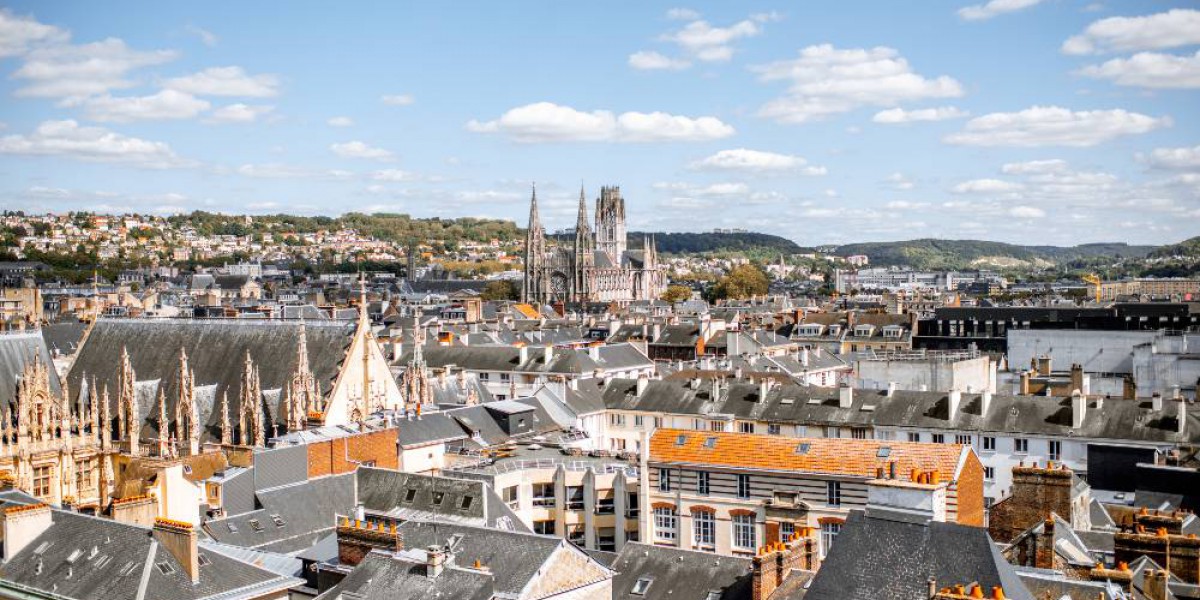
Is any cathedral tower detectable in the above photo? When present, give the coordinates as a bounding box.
[595,186,626,262]
[522,184,546,303]
[573,185,595,301]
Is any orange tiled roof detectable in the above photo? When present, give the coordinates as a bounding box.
[649,429,966,480]
[514,303,540,319]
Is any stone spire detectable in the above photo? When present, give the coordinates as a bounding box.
[219,391,232,445]
[522,183,546,303]
[401,324,430,410]
[117,345,137,454]
[573,184,594,301]
[156,387,170,457]
[238,350,264,446]
[99,384,111,449]
[285,323,318,432]
[358,273,373,421]
[175,347,199,455]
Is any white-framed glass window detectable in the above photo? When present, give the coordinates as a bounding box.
[820,522,842,557]
[768,423,781,435]
[693,510,716,548]
[780,521,796,541]
[955,434,972,445]
[634,415,644,427]
[740,421,755,434]
[658,468,671,492]
[826,481,842,507]
[653,507,678,542]
[710,420,725,432]
[732,514,756,550]
[1014,438,1028,454]
[696,471,710,495]
[982,436,996,452]
[907,432,921,442]
[932,433,945,444]
[984,466,995,481]
[693,419,704,431]
[653,417,663,429]
[737,474,751,499]
[1049,440,1062,461]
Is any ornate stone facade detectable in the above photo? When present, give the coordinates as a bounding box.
[523,185,666,304]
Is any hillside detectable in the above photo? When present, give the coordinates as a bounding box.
[629,231,804,256]
[832,239,1156,270]
[1148,236,1200,259]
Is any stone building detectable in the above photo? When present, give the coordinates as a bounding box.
[523,185,666,304]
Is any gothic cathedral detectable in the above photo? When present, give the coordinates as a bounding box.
[522,185,666,304]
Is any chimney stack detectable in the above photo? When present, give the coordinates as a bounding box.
[1151,392,1163,412]
[886,382,897,398]
[153,518,200,584]
[980,390,993,417]
[426,545,446,579]
[2,503,53,559]
[518,345,529,364]
[636,374,649,397]
[1177,392,1187,435]
[800,347,810,367]
[759,379,771,403]
[1019,371,1031,395]
[839,385,853,409]
[947,390,961,417]
[1071,390,1086,429]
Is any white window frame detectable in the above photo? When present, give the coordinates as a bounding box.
[731,514,756,550]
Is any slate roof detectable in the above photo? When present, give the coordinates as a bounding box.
[649,429,969,480]
[805,511,1033,600]
[41,319,89,357]
[0,506,298,600]
[356,468,499,528]
[395,412,470,448]
[396,342,651,376]
[202,473,356,553]
[602,378,1200,445]
[67,319,355,442]
[313,550,494,600]
[611,542,753,600]
[0,330,63,409]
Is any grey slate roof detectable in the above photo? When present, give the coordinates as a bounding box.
[313,550,494,600]
[0,506,298,600]
[67,318,355,442]
[395,412,470,448]
[0,330,62,410]
[356,468,500,528]
[611,543,753,600]
[806,511,1033,600]
[41,319,88,357]
[203,473,356,553]
[397,342,651,376]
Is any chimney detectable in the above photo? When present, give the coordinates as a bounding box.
[426,545,446,579]
[1036,356,1052,376]
[947,390,961,417]
[759,379,771,403]
[636,374,649,397]
[1144,569,1169,600]
[1177,393,1187,435]
[2,503,53,559]
[153,518,200,584]
[1035,517,1056,569]
[1071,390,1086,429]
[1019,371,1031,395]
[1070,363,1084,395]
[518,345,529,364]
[1151,392,1163,412]
[980,390,993,417]
[588,345,599,361]
[866,478,948,524]
[752,534,817,600]
[337,517,403,567]
[734,366,744,380]
[543,345,554,364]
[1123,375,1137,400]
[800,347,809,367]
[886,382,897,398]
[839,385,853,409]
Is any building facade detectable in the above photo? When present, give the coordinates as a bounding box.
[523,185,666,304]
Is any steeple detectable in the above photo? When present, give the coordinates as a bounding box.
[529,183,541,229]
[576,184,589,232]
[573,184,595,301]
[522,183,546,303]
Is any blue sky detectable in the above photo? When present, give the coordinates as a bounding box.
[1,1,1198,246]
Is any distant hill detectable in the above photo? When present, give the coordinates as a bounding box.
[629,231,804,256]
[1148,236,1200,259]
[832,239,1157,270]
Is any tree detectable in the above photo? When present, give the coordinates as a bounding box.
[480,280,519,301]
[707,264,769,302]
[661,284,692,304]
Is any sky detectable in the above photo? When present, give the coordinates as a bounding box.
[0,1,1198,247]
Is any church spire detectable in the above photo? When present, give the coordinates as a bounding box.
[576,184,589,232]
[529,183,541,229]
[523,183,546,304]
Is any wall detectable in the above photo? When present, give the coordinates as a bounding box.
[1007,329,1158,375]
[307,428,399,478]
[855,356,994,393]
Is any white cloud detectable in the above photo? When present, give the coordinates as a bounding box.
[381,94,415,106]
[82,89,210,122]
[236,163,351,179]
[165,66,279,97]
[14,38,177,99]
[689,148,825,175]
[1001,159,1068,174]
[185,24,218,47]
[327,116,354,127]
[872,106,969,124]
[1141,145,1200,170]
[944,106,1168,147]
[0,8,69,57]
[660,16,765,63]
[206,103,275,123]
[666,8,700,20]
[1078,51,1200,89]
[0,119,191,168]
[751,45,963,124]
[331,141,394,161]
[952,178,1024,193]
[466,102,734,143]
[1063,9,1200,55]
[1009,205,1046,218]
[370,169,421,182]
[957,0,1042,21]
[628,51,691,71]
[886,172,915,190]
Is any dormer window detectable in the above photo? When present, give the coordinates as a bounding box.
[854,325,874,337]
[882,326,903,338]
[827,325,842,336]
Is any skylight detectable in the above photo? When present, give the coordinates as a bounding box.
[155,561,176,575]
[631,577,654,595]
[795,443,811,455]
[877,447,891,458]
[675,434,687,446]
[249,519,264,532]
[432,491,445,505]
[703,436,718,449]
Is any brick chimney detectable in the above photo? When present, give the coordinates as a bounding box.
[1114,527,1200,584]
[426,545,447,578]
[152,517,199,584]
[987,463,1076,544]
[1,503,53,559]
[1070,363,1084,395]
[1144,569,1170,600]
[1089,562,1133,593]
[337,516,403,567]
[751,531,817,600]
[1019,371,1031,395]
[1034,516,1056,570]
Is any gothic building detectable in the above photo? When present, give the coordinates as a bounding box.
[522,185,666,304]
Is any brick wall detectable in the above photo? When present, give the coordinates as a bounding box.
[307,427,398,479]
[987,464,1073,543]
[953,452,985,527]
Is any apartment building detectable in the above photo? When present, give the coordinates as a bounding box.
[641,429,983,558]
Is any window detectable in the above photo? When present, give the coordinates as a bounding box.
[479,372,489,381]
[627,492,640,517]
[534,520,555,535]
[696,471,710,495]
[499,373,511,382]
[431,491,445,506]
[1014,438,1028,454]
[710,421,725,432]
[249,519,263,532]
[826,481,842,507]
[503,485,518,509]
[75,460,94,495]
[653,507,678,542]
[33,465,52,498]
[768,423,781,436]
[631,576,654,595]
[907,432,921,443]
[820,522,842,557]
[851,428,868,440]
[693,419,703,431]
[532,482,555,507]
[732,514,756,549]
[459,496,474,510]
[825,426,839,438]
[984,466,995,481]
[404,488,417,503]
[693,510,716,547]
[931,433,945,444]
[566,486,584,510]
[982,436,996,452]
[634,415,644,427]
[737,474,751,499]
[780,521,796,541]
[955,434,972,445]
[596,493,615,514]
[658,468,671,492]
[740,422,755,434]
[567,524,585,546]
[155,561,176,575]
[610,414,626,427]
[653,417,663,429]
[1049,440,1062,461]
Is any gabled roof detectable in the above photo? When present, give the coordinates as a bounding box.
[313,551,494,600]
[356,468,523,531]
[0,330,63,409]
[202,473,356,553]
[611,542,752,600]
